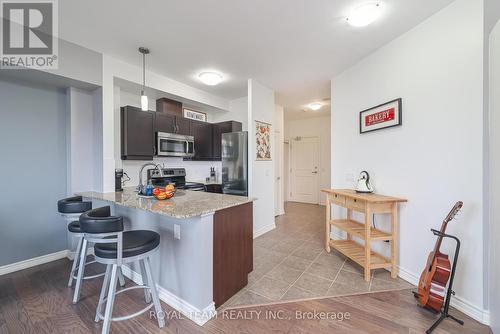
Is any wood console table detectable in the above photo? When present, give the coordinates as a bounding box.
[322,189,407,281]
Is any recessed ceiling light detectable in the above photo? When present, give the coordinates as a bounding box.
[308,102,323,111]
[346,2,383,27]
[198,71,224,86]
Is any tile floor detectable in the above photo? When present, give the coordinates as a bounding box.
[221,201,414,308]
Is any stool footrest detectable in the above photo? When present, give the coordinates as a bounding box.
[96,285,154,322]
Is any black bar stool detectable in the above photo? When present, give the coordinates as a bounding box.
[58,196,125,304]
[79,206,165,334]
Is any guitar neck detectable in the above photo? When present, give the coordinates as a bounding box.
[433,220,449,255]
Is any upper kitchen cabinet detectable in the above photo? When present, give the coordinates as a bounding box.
[212,121,243,160]
[189,120,213,160]
[121,106,155,160]
[156,97,182,115]
[176,116,191,135]
[155,113,191,136]
[155,112,176,133]
[155,97,191,135]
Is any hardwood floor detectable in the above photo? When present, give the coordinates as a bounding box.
[0,251,491,333]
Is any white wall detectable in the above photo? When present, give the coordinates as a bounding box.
[248,79,276,237]
[212,96,249,131]
[66,87,102,193]
[482,0,500,310]
[0,79,68,266]
[489,18,500,334]
[285,116,331,205]
[331,0,486,322]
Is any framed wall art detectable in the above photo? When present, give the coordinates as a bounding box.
[183,108,207,122]
[255,120,271,161]
[359,98,402,134]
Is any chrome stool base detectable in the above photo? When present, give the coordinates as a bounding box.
[94,253,164,334]
[69,234,125,304]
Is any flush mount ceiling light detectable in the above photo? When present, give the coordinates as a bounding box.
[139,47,150,111]
[198,71,223,86]
[308,102,323,111]
[346,2,383,27]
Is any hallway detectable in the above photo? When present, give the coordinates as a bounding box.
[221,202,414,307]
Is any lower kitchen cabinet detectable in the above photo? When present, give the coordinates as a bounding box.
[213,202,253,307]
[205,184,223,193]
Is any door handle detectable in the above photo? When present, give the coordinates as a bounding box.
[312,171,318,174]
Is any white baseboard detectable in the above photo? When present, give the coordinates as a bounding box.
[0,250,69,276]
[66,247,94,260]
[328,231,490,325]
[120,265,216,326]
[397,266,490,325]
[254,223,276,239]
[156,285,216,326]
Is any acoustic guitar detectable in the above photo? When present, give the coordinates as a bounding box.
[415,201,463,313]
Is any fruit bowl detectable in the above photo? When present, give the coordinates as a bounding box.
[153,185,176,201]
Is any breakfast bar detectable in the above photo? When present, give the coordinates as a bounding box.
[77,187,254,325]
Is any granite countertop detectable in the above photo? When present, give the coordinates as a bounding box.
[77,187,254,219]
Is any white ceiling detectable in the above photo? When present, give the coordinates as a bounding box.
[58,0,454,119]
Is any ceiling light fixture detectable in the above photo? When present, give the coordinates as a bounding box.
[308,102,323,111]
[138,47,150,111]
[198,71,223,86]
[346,2,383,27]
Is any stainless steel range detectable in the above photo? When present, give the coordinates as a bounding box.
[146,168,205,191]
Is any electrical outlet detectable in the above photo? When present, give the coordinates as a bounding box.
[174,224,181,240]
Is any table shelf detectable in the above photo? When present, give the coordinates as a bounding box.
[329,239,391,269]
[330,219,393,241]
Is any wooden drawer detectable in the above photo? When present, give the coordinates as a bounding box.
[330,193,345,206]
[346,197,366,212]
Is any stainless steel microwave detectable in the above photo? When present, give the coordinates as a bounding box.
[156,132,195,157]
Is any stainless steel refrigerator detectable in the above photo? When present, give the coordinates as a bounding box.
[222,131,248,196]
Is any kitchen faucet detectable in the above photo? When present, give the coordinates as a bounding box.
[138,163,162,195]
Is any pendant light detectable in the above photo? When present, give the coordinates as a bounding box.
[138,47,150,111]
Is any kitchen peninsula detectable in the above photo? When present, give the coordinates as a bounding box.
[77,187,254,325]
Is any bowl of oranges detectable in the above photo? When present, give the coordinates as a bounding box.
[153,184,175,200]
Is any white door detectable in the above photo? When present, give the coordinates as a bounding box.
[290,137,319,204]
[275,130,282,216]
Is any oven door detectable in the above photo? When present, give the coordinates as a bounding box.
[157,133,194,157]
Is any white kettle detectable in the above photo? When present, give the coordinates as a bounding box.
[355,171,374,193]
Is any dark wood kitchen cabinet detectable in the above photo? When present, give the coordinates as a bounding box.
[154,113,176,133]
[189,120,213,160]
[213,202,253,307]
[156,97,182,115]
[155,113,191,136]
[121,106,155,160]
[176,117,191,135]
[212,121,243,160]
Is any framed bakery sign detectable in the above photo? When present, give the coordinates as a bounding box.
[359,98,402,134]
